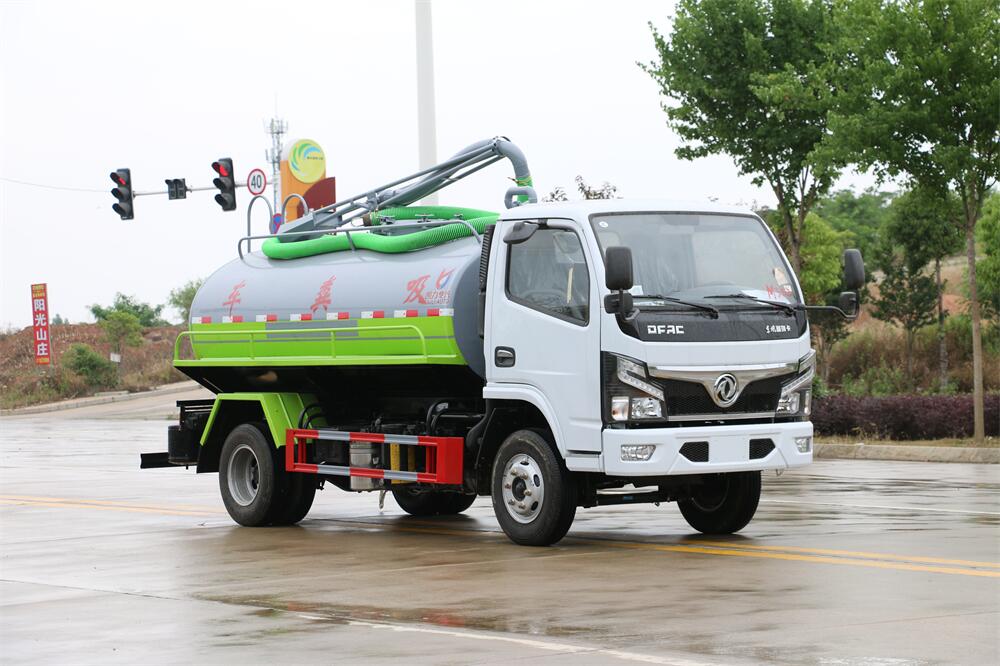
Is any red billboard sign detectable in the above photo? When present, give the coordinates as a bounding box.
[30,283,51,365]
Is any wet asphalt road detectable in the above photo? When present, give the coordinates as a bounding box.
[1,397,998,665]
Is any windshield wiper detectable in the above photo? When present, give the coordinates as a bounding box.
[635,295,719,318]
[704,293,799,315]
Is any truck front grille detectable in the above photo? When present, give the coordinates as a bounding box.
[661,375,790,420]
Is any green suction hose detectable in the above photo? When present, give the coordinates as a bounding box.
[261,206,499,260]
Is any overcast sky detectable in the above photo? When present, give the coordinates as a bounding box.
[0,0,878,328]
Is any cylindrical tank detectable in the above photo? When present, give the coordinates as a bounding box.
[188,234,486,378]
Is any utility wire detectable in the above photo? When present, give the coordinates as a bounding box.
[0,177,106,193]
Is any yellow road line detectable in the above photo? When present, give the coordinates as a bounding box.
[688,539,1000,569]
[3,494,998,578]
[572,539,1000,579]
[0,494,222,514]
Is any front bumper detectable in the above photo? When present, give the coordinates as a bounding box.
[601,421,813,476]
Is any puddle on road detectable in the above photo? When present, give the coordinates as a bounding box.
[197,593,598,641]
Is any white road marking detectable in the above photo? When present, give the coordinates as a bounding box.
[762,499,1000,516]
[291,615,717,665]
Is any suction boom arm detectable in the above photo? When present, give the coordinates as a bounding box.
[278,136,536,241]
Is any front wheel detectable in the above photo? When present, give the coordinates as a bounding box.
[491,429,577,546]
[678,471,761,534]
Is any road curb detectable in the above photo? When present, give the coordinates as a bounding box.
[815,442,999,464]
[0,382,202,417]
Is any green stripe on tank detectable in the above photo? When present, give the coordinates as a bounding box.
[174,317,467,368]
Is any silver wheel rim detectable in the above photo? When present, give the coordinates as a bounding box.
[228,443,261,507]
[501,453,545,524]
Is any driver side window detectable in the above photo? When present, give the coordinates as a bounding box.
[506,226,590,325]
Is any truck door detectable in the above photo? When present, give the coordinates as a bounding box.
[485,219,602,453]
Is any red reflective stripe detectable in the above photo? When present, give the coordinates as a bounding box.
[405,309,418,317]
[350,467,386,479]
[427,308,440,316]
[266,314,277,322]
[301,313,313,321]
[201,316,212,323]
[373,310,385,318]
[416,473,436,483]
[231,315,244,323]
[338,312,349,320]
[351,432,385,443]
[294,462,319,473]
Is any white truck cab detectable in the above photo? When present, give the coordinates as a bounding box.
[478,199,861,543]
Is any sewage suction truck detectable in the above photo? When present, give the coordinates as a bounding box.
[141,137,864,546]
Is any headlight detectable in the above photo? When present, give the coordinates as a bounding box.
[604,354,667,424]
[776,351,815,417]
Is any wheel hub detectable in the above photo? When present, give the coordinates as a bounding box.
[228,443,261,507]
[501,454,544,524]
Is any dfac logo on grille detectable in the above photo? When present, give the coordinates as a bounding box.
[712,373,740,407]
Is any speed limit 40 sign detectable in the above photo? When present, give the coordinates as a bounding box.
[247,168,267,196]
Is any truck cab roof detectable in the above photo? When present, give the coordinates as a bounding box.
[502,199,759,220]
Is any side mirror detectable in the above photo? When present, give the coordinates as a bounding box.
[604,246,635,318]
[503,221,539,245]
[604,246,634,291]
[838,291,859,318]
[843,249,865,291]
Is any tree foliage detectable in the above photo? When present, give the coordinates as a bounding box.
[812,188,892,261]
[798,213,848,301]
[975,194,1000,319]
[643,0,841,271]
[63,343,117,388]
[545,176,620,202]
[168,279,204,324]
[100,311,143,356]
[90,293,167,327]
[820,0,999,439]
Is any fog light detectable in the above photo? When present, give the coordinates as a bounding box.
[795,436,812,453]
[776,391,800,415]
[630,397,662,419]
[611,396,630,421]
[801,390,812,416]
[621,444,656,461]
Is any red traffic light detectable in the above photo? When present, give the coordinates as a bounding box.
[212,161,230,178]
[110,172,126,186]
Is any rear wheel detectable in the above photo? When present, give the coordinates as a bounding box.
[392,487,476,516]
[491,429,576,546]
[678,471,761,534]
[218,423,315,526]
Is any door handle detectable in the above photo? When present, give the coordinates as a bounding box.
[495,346,515,367]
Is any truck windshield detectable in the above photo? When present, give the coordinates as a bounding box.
[590,212,801,305]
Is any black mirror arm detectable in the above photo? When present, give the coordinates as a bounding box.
[802,302,860,321]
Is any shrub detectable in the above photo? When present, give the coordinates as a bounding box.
[63,343,118,388]
[812,393,999,440]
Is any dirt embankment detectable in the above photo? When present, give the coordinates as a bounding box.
[0,323,187,409]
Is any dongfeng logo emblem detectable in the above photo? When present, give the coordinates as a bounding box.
[713,373,740,407]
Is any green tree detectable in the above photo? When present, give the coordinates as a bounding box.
[51,314,68,325]
[643,0,841,273]
[886,185,964,390]
[90,293,167,327]
[975,193,1000,320]
[63,343,117,388]
[167,279,203,324]
[822,0,998,440]
[798,213,852,381]
[545,176,620,202]
[100,311,143,363]
[871,243,937,385]
[812,188,893,261]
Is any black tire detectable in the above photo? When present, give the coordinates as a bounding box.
[274,472,316,526]
[392,487,476,516]
[678,471,761,534]
[491,429,577,546]
[219,423,284,526]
